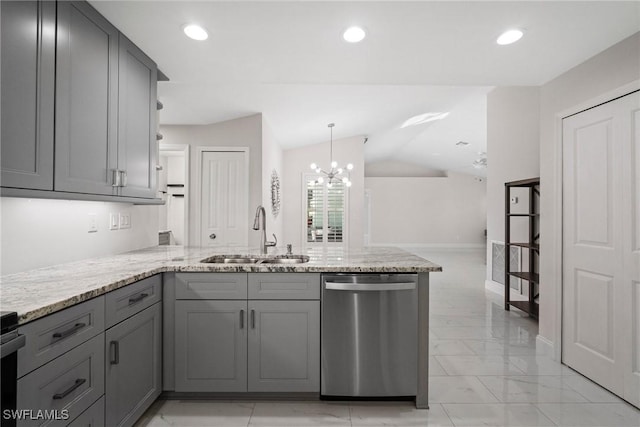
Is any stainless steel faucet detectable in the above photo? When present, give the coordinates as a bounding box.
[253,205,277,254]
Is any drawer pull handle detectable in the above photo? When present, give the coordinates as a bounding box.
[53,378,86,400]
[52,322,86,340]
[110,341,120,365]
[128,293,149,305]
[251,309,256,329]
[240,310,245,329]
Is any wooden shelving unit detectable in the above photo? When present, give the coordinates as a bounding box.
[505,177,540,318]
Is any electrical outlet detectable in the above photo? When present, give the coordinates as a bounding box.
[109,213,119,230]
[119,212,131,229]
[88,214,98,233]
[510,196,519,204]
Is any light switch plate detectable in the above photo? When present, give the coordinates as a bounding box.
[109,213,119,230]
[88,214,98,233]
[119,212,131,229]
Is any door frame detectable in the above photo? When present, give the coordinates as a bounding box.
[195,146,250,247]
[159,143,190,245]
[551,79,640,362]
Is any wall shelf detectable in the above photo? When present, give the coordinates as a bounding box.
[505,177,540,318]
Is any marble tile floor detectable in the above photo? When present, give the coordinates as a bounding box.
[135,248,640,427]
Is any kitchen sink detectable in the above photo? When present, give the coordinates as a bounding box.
[258,255,310,264]
[201,255,310,264]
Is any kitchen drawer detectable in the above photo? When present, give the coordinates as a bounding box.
[18,297,105,377]
[67,396,104,427]
[175,273,247,300]
[105,275,161,328]
[248,273,320,300]
[17,334,105,427]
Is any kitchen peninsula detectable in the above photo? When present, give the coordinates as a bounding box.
[1,246,441,425]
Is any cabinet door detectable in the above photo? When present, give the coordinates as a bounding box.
[105,303,161,427]
[248,300,320,392]
[55,1,118,195]
[175,300,247,392]
[118,35,158,199]
[0,0,55,190]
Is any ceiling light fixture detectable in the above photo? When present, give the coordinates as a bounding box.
[183,24,208,41]
[496,29,523,45]
[343,26,366,43]
[401,112,449,129]
[310,123,353,188]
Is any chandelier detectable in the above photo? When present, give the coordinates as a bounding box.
[309,123,353,187]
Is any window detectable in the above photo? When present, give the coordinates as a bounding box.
[305,174,347,245]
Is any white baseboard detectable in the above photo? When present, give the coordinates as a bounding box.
[368,243,486,249]
[536,335,556,359]
[485,279,504,296]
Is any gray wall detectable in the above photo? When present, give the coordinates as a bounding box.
[485,87,540,283]
[365,173,486,246]
[538,32,640,356]
[161,114,263,247]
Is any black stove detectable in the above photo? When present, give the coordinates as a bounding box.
[1,311,23,427]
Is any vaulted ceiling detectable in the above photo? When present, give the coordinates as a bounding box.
[91,1,640,175]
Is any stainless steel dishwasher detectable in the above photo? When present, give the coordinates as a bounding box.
[321,273,418,398]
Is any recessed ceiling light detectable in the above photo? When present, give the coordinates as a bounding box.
[183,24,208,41]
[343,26,366,43]
[497,29,523,45]
[400,112,449,128]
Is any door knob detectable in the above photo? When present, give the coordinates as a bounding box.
[209,233,216,240]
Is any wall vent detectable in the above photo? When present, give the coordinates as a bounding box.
[491,241,521,290]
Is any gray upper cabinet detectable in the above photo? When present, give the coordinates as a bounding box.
[1,0,159,201]
[105,303,162,427]
[55,1,119,196]
[0,0,55,190]
[118,35,158,198]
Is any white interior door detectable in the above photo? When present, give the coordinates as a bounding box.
[623,93,640,408]
[201,151,248,247]
[562,91,640,407]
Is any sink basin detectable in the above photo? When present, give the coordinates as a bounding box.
[201,255,260,264]
[201,254,310,264]
[258,255,310,264]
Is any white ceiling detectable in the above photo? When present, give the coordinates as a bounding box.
[91,1,640,175]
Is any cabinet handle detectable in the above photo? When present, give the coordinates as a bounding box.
[52,322,86,340]
[110,340,119,365]
[53,378,86,400]
[209,233,217,240]
[119,170,128,187]
[240,310,245,329]
[111,169,121,187]
[128,293,149,305]
[251,309,255,329]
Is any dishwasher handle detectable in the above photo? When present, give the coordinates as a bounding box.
[324,282,416,291]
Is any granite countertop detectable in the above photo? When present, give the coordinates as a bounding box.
[0,245,441,324]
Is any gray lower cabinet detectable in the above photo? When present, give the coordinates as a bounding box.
[16,334,105,427]
[174,300,247,392]
[67,396,104,427]
[105,303,161,427]
[248,300,320,392]
[0,0,55,190]
[55,0,119,196]
[174,294,320,393]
